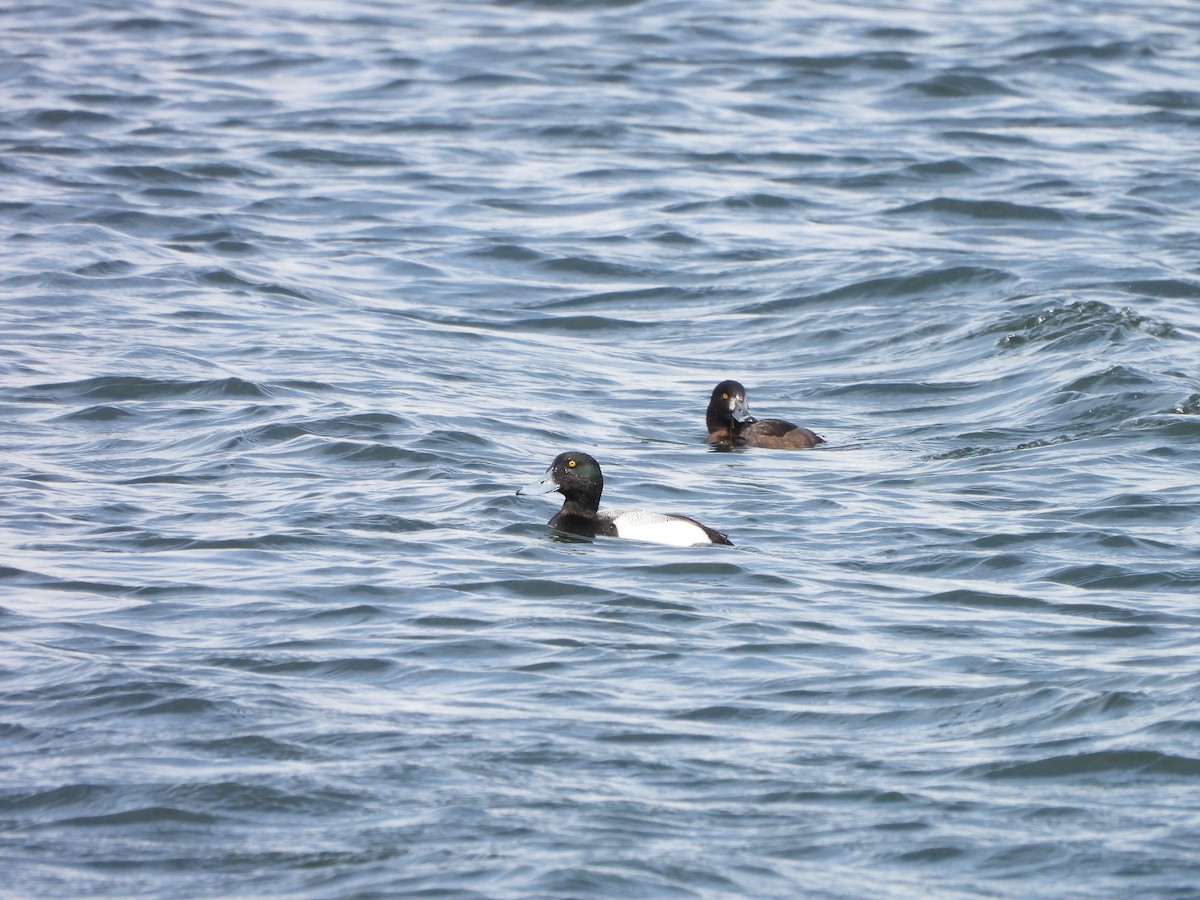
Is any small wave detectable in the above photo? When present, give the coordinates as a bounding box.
[664,192,811,214]
[265,147,404,168]
[1015,40,1143,64]
[905,72,1018,98]
[95,164,205,186]
[1119,278,1200,300]
[56,404,138,423]
[983,750,1200,780]
[180,735,309,761]
[110,16,192,32]
[55,806,218,827]
[511,313,644,333]
[25,108,119,130]
[991,299,1174,348]
[752,265,1013,312]
[25,375,274,403]
[256,657,397,678]
[538,256,649,278]
[179,533,330,551]
[71,259,136,277]
[196,268,311,301]
[922,589,1050,610]
[1058,364,1159,394]
[890,197,1070,222]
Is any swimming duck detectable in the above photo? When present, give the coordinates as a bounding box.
[706,380,824,449]
[518,451,732,547]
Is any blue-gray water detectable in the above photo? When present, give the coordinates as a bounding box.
[3,0,1200,897]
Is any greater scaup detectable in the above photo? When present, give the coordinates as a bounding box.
[517,451,732,547]
[706,380,824,449]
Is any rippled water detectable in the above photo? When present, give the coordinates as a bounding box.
[3,0,1200,896]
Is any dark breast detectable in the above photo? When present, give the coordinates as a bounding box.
[736,418,824,449]
[548,510,618,539]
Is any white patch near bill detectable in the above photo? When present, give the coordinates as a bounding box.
[606,508,714,547]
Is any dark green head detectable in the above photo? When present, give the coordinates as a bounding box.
[517,450,604,514]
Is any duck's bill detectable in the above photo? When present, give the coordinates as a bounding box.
[516,473,560,497]
[731,395,754,423]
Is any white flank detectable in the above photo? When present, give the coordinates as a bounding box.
[606,508,714,547]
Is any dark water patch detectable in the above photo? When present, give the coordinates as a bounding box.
[1014,39,1149,64]
[0,723,41,744]
[524,122,629,143]
[1073,492,1199,526]
[537,256,650,278]
[181,735,310,761]
[195,268,311,301]
[56,404,138,423]
[0,565,160,598]
[905,71,1017,99]
[175,532,333,551]
[21,375,275,403]
[1120,278,1200,300]
[344,514,437,534]
[71,259,136,277]
[269,438,415,465]
[727,640,835,657]
[265,147,405,168]
[891,845,968,864]
[54,806,218,828]
[510,313,643,334]
[183,162,267,180]
[412,615,491,629]
[1056,364,1160,395]
[921,589,1050,611]
[1,783,115,814]
[1129,90,1200,110]
[751,265,1013,312]
[465,243,546,263]
[664,192,811,214]
[169,227,256,247]
[300,604,390,623]
[982,750,1200,780]
[180,781,359,816]
[139,697,223,716]
[596,730,712,745]
[1049,566,1200,592]
[448,578,628,603]
[95,164,206,186]
[453,71,541,88]
[68,91,160,109]
[532,285,742,312]
[75,208,208,237]
[644,562,744,577]
[890,197,1070,222]
[1065,624,1156,640]
[672,704,796,725]
[109,15,194,32]
[255,657,397,678]
[24,108,120,131]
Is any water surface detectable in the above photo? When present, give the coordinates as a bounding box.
[2,0,1200,897]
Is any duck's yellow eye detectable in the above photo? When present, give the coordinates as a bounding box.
[722,393,729,400]
[567,459,576,468]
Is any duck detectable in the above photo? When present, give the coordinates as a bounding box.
[705,380,824,449]
[517,451,732,547]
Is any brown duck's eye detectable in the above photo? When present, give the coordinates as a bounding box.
[567,459,576,468]
[722,393,729,400]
